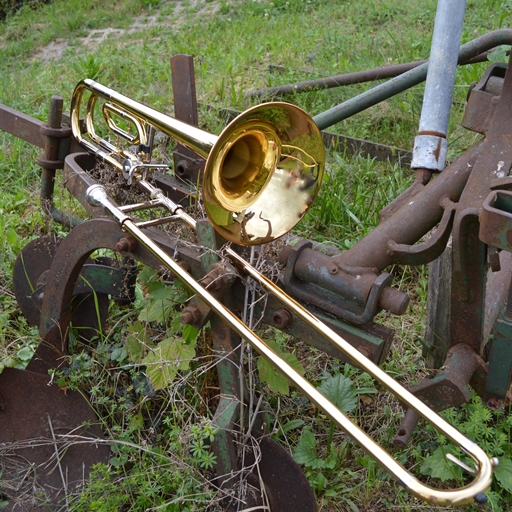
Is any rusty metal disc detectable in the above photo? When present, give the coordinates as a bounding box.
[13,235,110,344]
[244,435,317,512]
[0,368,110,510]
[12,235,62,327]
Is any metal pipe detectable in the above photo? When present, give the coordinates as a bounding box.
[411,0,466,171]
[39,96,82,228]
[332,142,481,272]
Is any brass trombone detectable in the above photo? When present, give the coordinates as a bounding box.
[72,79,496,506]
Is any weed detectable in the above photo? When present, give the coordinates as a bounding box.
[411,394,512,510]
[70,54,106,81]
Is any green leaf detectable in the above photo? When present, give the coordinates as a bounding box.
[6,228,18,246]
[318,373,357,413]
[125,321,147,364]
[132,372,153,396]
[420,447,463,482]
[355,386,378,395]
[17,346,33,362]
[109,454,128,467]
[343,498,361,512]
[258,357,289,395]
[183,324,200,343]
[110,346,127,363]
[315,472,328,492]
[146,280,177,301]
[494,457,512,493]
[280,419,305,434]
[138,298,172,323]
[137,265,158,286]
[143,337,197,390]
[257,339,304,395]
[293,430,325,469]
[138,279,189,323]
[129,413,145,431]
[487,45,510,64]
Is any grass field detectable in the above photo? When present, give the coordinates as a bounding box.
[1,0,512,510]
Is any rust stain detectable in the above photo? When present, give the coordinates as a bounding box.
[433,138,443,162]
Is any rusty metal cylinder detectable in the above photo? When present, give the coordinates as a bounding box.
[289,247,409,315]
[271,308,293,329]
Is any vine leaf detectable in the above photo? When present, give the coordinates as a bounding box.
[487,45,511,64]
[293,430,325,470]
[494,457,512,494]
[143,337,197,390]
[125,321,148,364]
[138,274,189,323]
[420,447,463,482]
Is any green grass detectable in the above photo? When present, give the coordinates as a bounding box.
[1,0,512,510]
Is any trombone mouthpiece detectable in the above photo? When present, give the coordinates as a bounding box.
[86,184,108,208]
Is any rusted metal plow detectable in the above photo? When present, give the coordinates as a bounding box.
[2,6,512,510]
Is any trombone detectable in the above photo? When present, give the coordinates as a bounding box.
[72,79,496,506]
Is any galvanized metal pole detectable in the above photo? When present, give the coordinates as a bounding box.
[411,0,466,171]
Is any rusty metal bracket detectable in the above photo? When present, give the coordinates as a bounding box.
[480,190,512,251]
[394,344,484,447]
[462,63,507,136]
[171,54,205,185]
[386,197,457,266]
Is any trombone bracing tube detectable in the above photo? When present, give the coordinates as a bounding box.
[86,184,496,506]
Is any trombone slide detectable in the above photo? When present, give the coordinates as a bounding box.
[86,183,496,506]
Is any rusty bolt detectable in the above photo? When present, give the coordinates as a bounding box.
[329,266,339,275]
[181,306,201,325]
[271,308,293,329]
[357,346,372,359]
[116,236,137,252]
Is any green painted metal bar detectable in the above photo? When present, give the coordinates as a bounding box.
[313,29,512,131]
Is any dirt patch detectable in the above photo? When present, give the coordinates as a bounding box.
[35,16,157,62]
[35,1,221,62]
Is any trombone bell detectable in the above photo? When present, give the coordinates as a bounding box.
[204,104,324,245]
